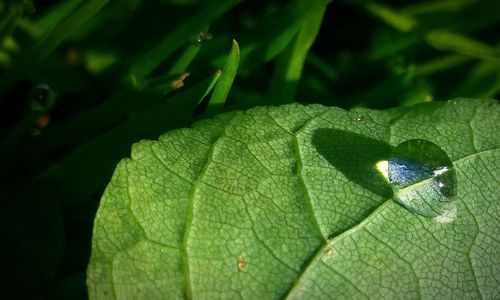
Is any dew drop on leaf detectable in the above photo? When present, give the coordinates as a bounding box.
[388,139,457,217]
[352,115,363,122]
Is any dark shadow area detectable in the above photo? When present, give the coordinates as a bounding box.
[312,128,394,198]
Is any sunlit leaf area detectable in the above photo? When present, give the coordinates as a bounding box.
[0,0,498,298]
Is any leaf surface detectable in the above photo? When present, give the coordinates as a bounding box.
[88,99,499,299]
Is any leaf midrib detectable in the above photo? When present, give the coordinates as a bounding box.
[282,147,499,299]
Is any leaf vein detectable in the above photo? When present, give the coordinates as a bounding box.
[181,129,225,299]
[365,228,422,299]
[461,202,483,300]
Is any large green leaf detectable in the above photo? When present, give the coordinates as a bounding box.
[87,99,499,299]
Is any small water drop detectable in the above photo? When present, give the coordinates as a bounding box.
[352,115,364,122]
[29,84,53,111]
[191,26,213,43]
[388,139,457,217]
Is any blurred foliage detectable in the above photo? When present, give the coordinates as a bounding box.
[0,0,498,298]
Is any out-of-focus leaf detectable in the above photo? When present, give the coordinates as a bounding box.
[0,4,23,43]
[35,0,83,34]
[426,30,500,61]
[0,0,110,95]
[364,1,417,32]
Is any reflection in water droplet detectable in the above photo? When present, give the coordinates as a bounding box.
[388,139,457,217]
[375,160,389,182]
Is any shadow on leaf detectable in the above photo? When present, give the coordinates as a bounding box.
[312,128,394,198]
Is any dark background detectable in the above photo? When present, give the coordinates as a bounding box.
[0,0,498,298]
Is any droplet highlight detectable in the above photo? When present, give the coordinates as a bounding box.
[352,115,364,122]
[388,139,457,217]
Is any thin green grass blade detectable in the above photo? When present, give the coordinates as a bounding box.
[168,42,202,76]
[426,30,500,61]
[453,59,500,98]
[0,4,23,44]
[268,6,326,103]
[127,0,241,82]
[307,52,338,81]
[367,0,500,61]
[239,0,331,70]
[35,75,220,206]
[200,69,222,102]
[400,0,477,16]
[364,1,417,32]
[30,0,110,62]
[136,72,191,95]
[414,54,473,75]
[206,39,240,114]
[205,0,331,73]
[0,0,110,96]
[35,0,83,35]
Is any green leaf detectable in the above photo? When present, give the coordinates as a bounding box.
[88,99,499,299]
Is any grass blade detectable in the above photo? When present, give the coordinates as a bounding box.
[0,0,110,96]
[206,39,240,114]
[268,6,326,103]
[239,0,331,70]
[35,0,83,35]
[307,52,338,81]
[36,75,220,205]
[426,30,500,61]
[364,1,417,32]
[400,0,477,16]
[127,0,242,82]
[167,42,202,76]
[30,0,110,62]
[453,59,500,98]
[0,5,23,43]
[200,69,222,102]
[414,54,473,75]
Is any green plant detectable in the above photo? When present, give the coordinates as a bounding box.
[0,0,498,298]
[88,99,499,299]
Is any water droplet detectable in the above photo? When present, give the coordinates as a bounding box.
[30,83,58,111]
[388,139,457,217]
[191,26,213,43]
[352,115,363,122]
